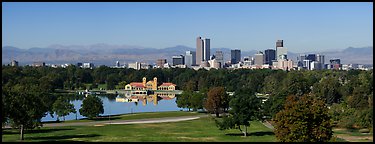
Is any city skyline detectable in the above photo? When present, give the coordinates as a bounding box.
[2,2,373,53]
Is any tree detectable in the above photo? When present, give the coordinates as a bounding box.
[274,94,333,142]
[190,91,205,111]
[116,81,127,89]
[215,91,262,137]
[106,74,118,90]
[204,87,229,117]
[3,84,49,140]
[176,91,192,111]
[52,96,76,121]
[79,95,104,119]
[281,71,310,96]
[312,76,343,105]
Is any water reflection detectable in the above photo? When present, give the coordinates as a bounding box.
[41,91,180,122]
[115,91,176,106]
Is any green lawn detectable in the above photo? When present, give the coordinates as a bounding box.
[44,111,202,124]
[2,117,276,142]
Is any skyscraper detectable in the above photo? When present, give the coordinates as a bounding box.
[306,54,316,61]
[185,51,196,67]
[231,49,241,64]
[275,40,287,61]
[276,40,283,48]
[172,55,185,66]
[264,49,276,65]
[203,38,210,62]
[316,54,325,69]
[196,36,210,65]
[196,37,203,65]
[214,51,224,68]
[276,47,287,61]
[254,51,265,66]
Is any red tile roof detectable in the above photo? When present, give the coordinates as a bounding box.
[159,83,176,86]
[130,82,145,88]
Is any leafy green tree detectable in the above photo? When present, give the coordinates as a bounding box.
[281,71,310,96]
[176,91,192,111]
[52,97,76,121]
[204,87,229,117]
[190,91,205,111]
[3,84,49,140]
[312,76,343,105]
[274,94,333,142]
[261,70,285,94]
[79,95,104,119]
[106,74,118,90]
[215,90,262,136]
[116,81,127,89]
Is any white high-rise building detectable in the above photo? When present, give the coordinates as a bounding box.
[185,51,196,67]
[128,62,141,70]
[116,61,120,67]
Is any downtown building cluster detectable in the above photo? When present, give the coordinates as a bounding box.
[10,37,373,71]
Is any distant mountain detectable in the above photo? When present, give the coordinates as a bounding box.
[293,46,373,65]
[2,44,373,66]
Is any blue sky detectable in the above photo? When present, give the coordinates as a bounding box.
[2,2,373,53]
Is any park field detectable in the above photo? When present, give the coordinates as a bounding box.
[2,111,352,142]
[42,111,202,124]
[2,116,276,142]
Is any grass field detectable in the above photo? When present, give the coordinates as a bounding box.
[2,116,276,142]
[43,111,202,124]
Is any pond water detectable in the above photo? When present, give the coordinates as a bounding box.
[41,92,182,122]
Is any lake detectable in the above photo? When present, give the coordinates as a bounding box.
[41,92,182,122]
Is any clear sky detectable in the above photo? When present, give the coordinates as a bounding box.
[2,2,373,53]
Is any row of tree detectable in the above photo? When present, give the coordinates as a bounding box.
[2,65,373,141]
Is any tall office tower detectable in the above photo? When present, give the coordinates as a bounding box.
[254,51,265,66]
[297,54,306,67]
[306,54,316,61]
[203,38,210,62]
[215,51,224,68]
[276,40,283,48]
[156,59,167,68]
[231,49,241,64]
[185,51,196,67]
[264,49,276,65]
[172,55,185,66]
[196,37,210,65]
[303,60,312,70]
[316,54,325,69]
[196,37,203,65]
[276,47,287,61]
[116,61,120,67]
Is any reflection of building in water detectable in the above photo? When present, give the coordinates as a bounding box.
[116,92,176,106]
[124,77,177,91]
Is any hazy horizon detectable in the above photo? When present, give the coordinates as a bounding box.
[2,2,373,53]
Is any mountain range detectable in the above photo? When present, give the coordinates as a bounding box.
[2,44,373,66]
